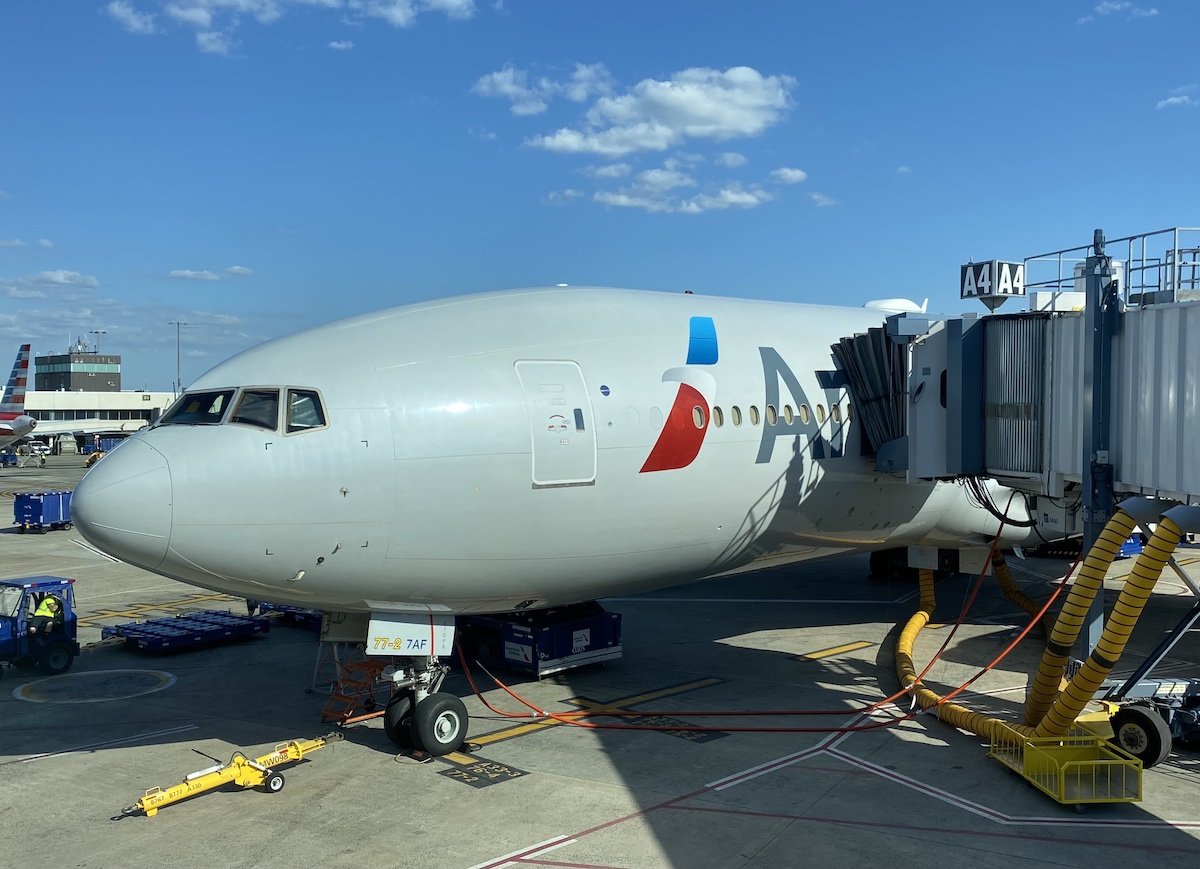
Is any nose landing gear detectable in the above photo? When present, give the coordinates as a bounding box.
[381,656,469,756]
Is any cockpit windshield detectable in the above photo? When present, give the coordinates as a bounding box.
[159,389,236,425]
[230,389,280,430]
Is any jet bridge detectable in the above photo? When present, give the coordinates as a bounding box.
[833,226,1200,744]
[834,226,1200,521]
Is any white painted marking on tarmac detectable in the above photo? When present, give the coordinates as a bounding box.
[468,834,573,869]
[13,669,177,704]
[12,724,199,765]
[70,538,122,562]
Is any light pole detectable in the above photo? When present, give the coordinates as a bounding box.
[89,330,107,353]
[169,320,189,396]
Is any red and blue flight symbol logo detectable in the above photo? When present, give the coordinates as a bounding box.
[640,316,718,473]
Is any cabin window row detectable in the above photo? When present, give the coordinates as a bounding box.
[159,387,327,434]
[689,402,853,429]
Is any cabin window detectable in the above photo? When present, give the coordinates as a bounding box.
[847,403,854,421]
[782,405,794,424]
[286,389,327,433]
[160,389,235,425]
[765,405,778,426]
[749,405,760,426]
[799,404,811,424]
[831,404,842,423]
[231,389,280,431]
[816,404,826,423]
[692,406,706,429]
[713,406,724,427]
[731,406,743,426]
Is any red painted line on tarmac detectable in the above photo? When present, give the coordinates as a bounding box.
[516,859,628,869]
[666,804,1200,856]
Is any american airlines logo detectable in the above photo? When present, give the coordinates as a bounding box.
[640,317,718,473]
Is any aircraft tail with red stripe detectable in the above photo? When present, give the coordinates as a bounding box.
[1,343,31,418]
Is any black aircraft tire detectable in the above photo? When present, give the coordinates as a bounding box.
[413,693,468,757]
[1112,704,1172,768]
[383,694,414,747]
[39,640,74,675]
[263,771,286,793]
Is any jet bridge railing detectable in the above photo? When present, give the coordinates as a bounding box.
[1025,226,1200,309]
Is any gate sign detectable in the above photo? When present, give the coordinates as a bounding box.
[960,260,1025,310]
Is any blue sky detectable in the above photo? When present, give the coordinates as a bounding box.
[1,1,1197,391]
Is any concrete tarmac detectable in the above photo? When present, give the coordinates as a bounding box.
[3,454,1200,868]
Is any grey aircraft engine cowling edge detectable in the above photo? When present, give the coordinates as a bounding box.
[72,286,1035,615]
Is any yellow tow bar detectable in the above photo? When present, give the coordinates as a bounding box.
[119,732,344,817]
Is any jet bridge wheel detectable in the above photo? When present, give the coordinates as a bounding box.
[412,693,468,757]
[1111,703,1172,768]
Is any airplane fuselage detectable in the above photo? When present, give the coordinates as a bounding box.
[73,288,1032,613]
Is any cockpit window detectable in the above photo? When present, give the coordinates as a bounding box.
[286,389,326,433]
[160,389,235,425]
[230,389,280,431]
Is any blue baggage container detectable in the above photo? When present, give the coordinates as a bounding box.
[14,491,73,533]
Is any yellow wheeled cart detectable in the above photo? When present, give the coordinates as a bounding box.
[120,732,343,817]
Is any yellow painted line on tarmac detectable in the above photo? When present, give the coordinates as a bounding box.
[796,640,873,662]
[441,751,476,766]
[471,677,722,747]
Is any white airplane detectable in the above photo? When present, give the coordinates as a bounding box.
[73,286,1040,754]
[0,344,37,450]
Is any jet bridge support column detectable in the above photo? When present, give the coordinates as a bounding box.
[1080,229,1122,655]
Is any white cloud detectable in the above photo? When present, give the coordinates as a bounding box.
[545,189,583,205]
[588,163,631,178]
[716,152,746,167]
[526,66,795,158]
[2,285,45,300]
[0,239,25,248]
[1156,84,1197,109]
[329,39,355,49]
[468,126,497,140]
[103,1,476,54]
[563,63,615,102]
[1080,2,1159,22]
[769,167,808,184]
[355,0,476,28]
[810,192,838,207]
[169,269,222,280]
[225,265,253,276]
[1157,95,1197,109]
[32,270,100,287]
[165,3,213,27]
[896,165,912,174]
[38,239,54,248]
[106,0,157,34]
[196,30,233,54]
[473,65,557,116]
[635,167,696,193]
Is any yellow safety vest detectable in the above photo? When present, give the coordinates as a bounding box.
[34,598,59,618]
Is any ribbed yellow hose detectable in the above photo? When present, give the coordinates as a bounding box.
[894,568,1009,743]
[992,549,1052,637]
[1032,517,1182,737]
[1023,511,1136,726]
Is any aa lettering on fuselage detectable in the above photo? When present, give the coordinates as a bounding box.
[755,346,846,464]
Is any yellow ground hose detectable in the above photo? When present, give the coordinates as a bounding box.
[894,568,1009,743]
[1023,510,1137,726]
[991,549,1053,637]
[895,515,1184,745]
[1031,517,1182,737]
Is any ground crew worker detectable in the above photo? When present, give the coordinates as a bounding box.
[29,594,62,636]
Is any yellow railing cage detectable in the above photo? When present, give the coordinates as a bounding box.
[988,723,1142,805]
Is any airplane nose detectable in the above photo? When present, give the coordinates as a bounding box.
[73,439,173,569]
